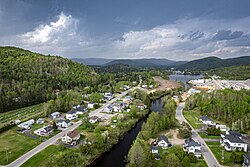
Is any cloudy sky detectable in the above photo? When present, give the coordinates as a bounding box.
[0,0,250,60]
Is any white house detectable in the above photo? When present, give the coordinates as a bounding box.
[122,96,133,103]
[243,154,250,167]
[74,106,88,114]
[36,118,44,124]
[150,145,159,154]
[104,105,113,113]
[88,102,95,109]
[216,124,228,132]
[188,88,201,95]
[57,119,71,128]
[61,129,80,145]
[226,130,242,139]
[157,135,170,149]
[142,84,147,89]
[18,119,35,129]
[89,116,99,124]
[220,134,247,152]
[104,92,113,101]
[34,125,53,136]
[66,110,78,120]
[50,112,60,119]
[183,138,202,158]
[199,116,216,126]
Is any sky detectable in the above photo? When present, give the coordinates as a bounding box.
[0,0,250,61]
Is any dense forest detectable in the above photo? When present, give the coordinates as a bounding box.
[185,89,250,132]
[0,47,98,113]
[208,65,250,80]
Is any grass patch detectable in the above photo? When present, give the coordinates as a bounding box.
[198,132,221,139]
[206,141,237,166]
[190,160,207,167]
[20,145,62,167]
[0,128,41,165]
[183,110,202,129]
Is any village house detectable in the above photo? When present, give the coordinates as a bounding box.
[87,102,95,109]
[104,92,113,101]
[187,88,201,95]
[57,119,71,128]
[112,101,126,112]
[226,130,243,139]
[150,145,159,154]
[74,106,88,114]
[104,105,113,113]
[61,129,80,145]
[215,124,228,132]
[50,112,60,119]
[199,116,216,126]
[137,103,147,110]
[122,96,133,103]
[142,84,147,89]
[220,134,248,152]
[66,110,78,120]
[243,154,250,167]
[34,125,53,136]
[157,135,170,149]
[183,138,202,158]
[89,116,100,124]
[18,119,35,129]
[36,118,44,124]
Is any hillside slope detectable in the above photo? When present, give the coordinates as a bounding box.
[0,47,98,113]
[177,56,250,71]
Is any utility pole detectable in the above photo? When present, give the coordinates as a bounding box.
[221,150,224,164]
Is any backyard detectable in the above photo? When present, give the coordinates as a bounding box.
[0,128,41,165]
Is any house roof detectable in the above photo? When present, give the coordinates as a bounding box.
[51,112,60,116]
[89,116,99,120]
[67,110,77,114]
[157,135,169,143]
[58,119,71,124]
[88,102,95,104]
[44,125,53,132]
[151,145,158,151]
[244,154,250,161]
[67,130,80,139]
[75,106,86,112]
[224,134,245,143]
[228,130,242,137]
[200,116,213,122]
[185,138,201,147]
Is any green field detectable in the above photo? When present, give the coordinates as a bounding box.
[190,160,208,167]
[21,145,62,167]
[0,104,43,128]
[206,141,237,166]
[0,128,41,165]
[183,110,202,129]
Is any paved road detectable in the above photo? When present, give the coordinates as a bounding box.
[2,89,133,167]
[176,102,221,167]
[5,121,81,167]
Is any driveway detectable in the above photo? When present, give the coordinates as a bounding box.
[176,102,221,167]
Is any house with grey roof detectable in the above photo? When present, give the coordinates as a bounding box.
[157,135,170,149]
[50,112,60,119]
[220,134,248,152]
[150,145,159,154]
[57,119,71,128]
[199,115,216,126]
[243,154,250,167]
[183,138,202,158]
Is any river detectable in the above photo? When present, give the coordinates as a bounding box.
[93,98,163,167]
[169,74,203,89]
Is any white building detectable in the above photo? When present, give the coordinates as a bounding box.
[66,111,78,120]
[34,125,53,136]
[88,102,95,109]
[50,112,60,119]
[18,119,35,129]
[61,130,80,145]
[89,116,99,124]
[104,105,113,113]
[183,138,202,158]
[220,134,247,152]
[216,124,228,132]
[57,119,71,128]
[150,146,159,154]
[156,135,170,149]
[199,116,216,126]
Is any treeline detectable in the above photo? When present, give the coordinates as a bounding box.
[0,47,98,113]
[185,89,250,132]
[208,65,250,80]
[127,97,177,166]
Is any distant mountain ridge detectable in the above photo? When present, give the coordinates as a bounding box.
[71,58,113,65]
[176,56,250,71]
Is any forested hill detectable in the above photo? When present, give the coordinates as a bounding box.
[0,46,98,113]
[176,56,250,71]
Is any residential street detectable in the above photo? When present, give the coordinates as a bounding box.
[2,89,133,167]
[176,102,221,167]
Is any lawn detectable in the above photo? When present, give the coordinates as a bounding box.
[0,128,41,165]
[20,145,62,167]
[198,132,221,139]
[190,160,207,167]
[206,141,237,166]
[183,110,202,129]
